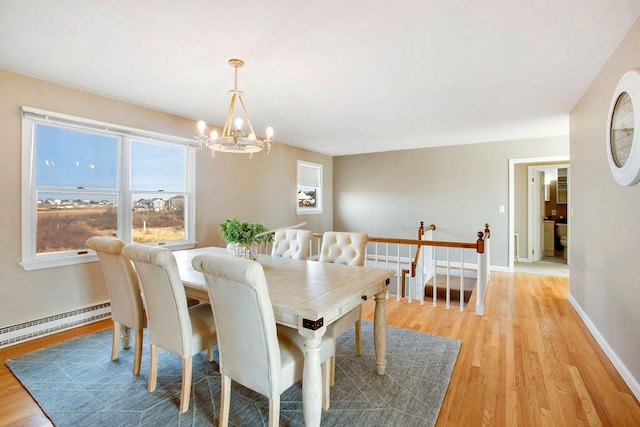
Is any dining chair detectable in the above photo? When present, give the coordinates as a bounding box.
[270,229,312,260]
[319,231,368,385]
[122,243,217,414]
[86,236,146,376]
[192,253,335,426]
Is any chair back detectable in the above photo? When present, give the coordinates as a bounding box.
[192,254,281,398]
[271,229,312,260]
[122,244,192,357]
[319,232,368,266]
[86,237,146,330]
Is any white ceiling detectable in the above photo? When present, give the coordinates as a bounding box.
[1,1,639,156]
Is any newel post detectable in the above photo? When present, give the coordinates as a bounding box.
[484,223,491,281]
[476,231,487,316]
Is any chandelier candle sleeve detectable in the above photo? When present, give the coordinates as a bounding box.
[195,59,274,159]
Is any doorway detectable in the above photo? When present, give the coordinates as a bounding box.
[508,156,570,274]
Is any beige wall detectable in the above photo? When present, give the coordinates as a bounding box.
[0,69,332,328]
[570,19,640,384]
[333,136,569,267]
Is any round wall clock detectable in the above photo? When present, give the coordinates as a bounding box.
[606,69,640,186]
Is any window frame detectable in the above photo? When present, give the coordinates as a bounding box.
[20,107,197,271]
[296,160,323,215]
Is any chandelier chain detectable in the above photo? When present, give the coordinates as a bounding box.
[234,65,239,91]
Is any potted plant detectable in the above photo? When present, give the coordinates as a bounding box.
[218,217,272,260]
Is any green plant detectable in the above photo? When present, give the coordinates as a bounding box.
[218,217,273,245]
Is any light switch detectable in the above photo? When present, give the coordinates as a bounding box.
[499,205,505,213]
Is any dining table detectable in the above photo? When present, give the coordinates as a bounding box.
[173,246,395,427]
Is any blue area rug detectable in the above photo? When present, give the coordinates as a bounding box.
[6,321,460,426]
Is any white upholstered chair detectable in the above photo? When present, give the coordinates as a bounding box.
[319,231,368,385]
[86,236,146,376]
[270,229,312,260]
[192,253,335,427]
[122,244,217,414]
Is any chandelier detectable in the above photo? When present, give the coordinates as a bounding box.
[195,59,274,158]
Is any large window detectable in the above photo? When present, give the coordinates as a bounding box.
[297,160,323,214]
[21,107,196,270]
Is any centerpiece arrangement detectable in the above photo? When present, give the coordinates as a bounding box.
[218,217,273,260]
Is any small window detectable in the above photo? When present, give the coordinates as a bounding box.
[297,160,322,214]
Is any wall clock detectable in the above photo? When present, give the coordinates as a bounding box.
[606,69,640,186]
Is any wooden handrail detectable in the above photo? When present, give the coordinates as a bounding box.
[312,224,482,253]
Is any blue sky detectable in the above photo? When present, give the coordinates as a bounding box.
[36,124,186,199]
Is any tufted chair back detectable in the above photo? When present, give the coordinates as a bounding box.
[319,231,368,384]
[319,232,368,266]
[271,229,312,260]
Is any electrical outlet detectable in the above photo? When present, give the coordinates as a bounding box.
[552,209,556,215]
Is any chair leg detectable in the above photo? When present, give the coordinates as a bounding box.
[219,374,231,427]
[180,357,192,413]
[322,358,331,410]
[207,347,214,362]
[111,321,121,361]
[330,355,336,387]
[268,395,280,427]
[355,319,362,356]
[133,329,143,376]
[148,344,158,393]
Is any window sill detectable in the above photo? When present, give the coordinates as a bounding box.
[297,209,323,215]
[20,241,197,271]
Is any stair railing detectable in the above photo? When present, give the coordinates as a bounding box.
[259,222,490,315]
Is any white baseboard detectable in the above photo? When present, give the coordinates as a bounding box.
[568,294,640,402]
[0,301,111,348]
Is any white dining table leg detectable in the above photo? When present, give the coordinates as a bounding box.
[301,332,323,427]
[374,289,387,375]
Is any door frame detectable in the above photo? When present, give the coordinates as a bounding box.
[528,168,545,262]
[508,155,570,271]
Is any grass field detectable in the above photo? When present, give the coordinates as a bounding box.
[36,207,183,252]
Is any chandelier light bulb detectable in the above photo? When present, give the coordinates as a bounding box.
[248,133,256,140]
[197,120,206,134]
[234,117,244,131]
[265,126,274,139]
[210,130,218,139]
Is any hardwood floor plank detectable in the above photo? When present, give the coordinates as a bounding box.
[1,271,640,426]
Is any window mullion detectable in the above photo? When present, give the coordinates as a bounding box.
[121,136,132,243]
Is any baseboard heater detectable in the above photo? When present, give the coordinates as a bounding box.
[0,302,111,348]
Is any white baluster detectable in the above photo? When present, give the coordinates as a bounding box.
[460,248,465,312]
[446,247,451,310]
[396,243,401,301]
[433,246,437,307]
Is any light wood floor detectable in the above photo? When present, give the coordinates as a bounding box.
[1,271,639,426]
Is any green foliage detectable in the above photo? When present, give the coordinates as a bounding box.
[218,217,273,245]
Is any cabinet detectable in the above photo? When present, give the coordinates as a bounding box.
[557,168,567,204]
[544,221,555,257]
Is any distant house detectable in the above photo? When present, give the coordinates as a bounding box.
[152,199,165,212]
[134,198,165,212]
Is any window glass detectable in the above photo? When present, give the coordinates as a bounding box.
[35,124,118,189]
[131,139,186,191]
[131,193,186,243]
[36,191,118,253]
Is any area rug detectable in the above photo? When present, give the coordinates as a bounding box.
[6,321,460,426]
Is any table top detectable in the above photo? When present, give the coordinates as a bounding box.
[174,247,395,329]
